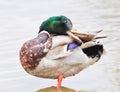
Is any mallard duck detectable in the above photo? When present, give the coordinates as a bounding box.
[20,16,105,90]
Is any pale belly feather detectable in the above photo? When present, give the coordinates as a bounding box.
[28,47,97,79]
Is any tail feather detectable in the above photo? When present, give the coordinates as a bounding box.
[82,44,103,59]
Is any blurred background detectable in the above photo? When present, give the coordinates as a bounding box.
[0,0,120,92]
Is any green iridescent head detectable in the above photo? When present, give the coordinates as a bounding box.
[39,16,72,35]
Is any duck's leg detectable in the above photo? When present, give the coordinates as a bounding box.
[56,74,64,90]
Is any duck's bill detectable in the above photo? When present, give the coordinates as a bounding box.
[66,31,82,43]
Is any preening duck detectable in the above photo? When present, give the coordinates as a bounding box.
[20,16,105,90]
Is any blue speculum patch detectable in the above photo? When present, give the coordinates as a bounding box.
[67,42,81,50]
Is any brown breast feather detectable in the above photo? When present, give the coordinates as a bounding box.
[20,31,52,71]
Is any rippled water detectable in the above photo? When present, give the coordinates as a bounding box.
[0,0,120,92]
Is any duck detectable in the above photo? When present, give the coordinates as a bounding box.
[20,16,105,90]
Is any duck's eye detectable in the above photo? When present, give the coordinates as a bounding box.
[64,19,72,24]
[64,20,68,23]
[64,19,70,23]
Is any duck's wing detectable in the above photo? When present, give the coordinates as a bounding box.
[46,44,72,60]
[46,42,82,60]
[46,34,85,60]
[44,35,73,60]
[51,35,73,49]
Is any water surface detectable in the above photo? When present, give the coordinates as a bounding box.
[0,0,120,92]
